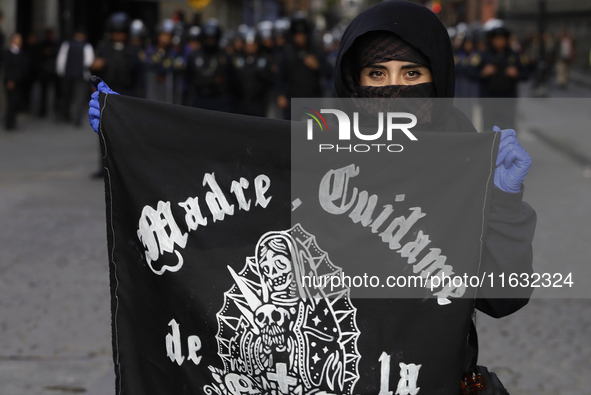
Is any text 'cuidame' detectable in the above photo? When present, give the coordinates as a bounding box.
[318,164,466,305]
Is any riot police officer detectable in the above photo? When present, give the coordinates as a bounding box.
[129,19,148,50]
[171,21,188,105]
[257,21,275,58]
[454,30,480,98]
[89,13,139,178]
[474,26,524,131]
[145,19,177,103]
[323,28,342,97]
[233,28,274,117]
[186,19,235,112]
[186,25,202,55]
[257,21,281,114]
[273,18,290,57]
[276,15,325,119]
[477,26,523,98]
[129,19,148,98]
[234,24,250,56]
[91,12,139,97]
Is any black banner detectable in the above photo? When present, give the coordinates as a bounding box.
[100,93,499,395]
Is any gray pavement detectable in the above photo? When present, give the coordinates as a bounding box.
[0,117,113,395]
[1,84,591,394]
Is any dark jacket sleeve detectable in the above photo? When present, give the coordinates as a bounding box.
[475,186,537,318]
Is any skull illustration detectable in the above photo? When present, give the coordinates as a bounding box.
[224,373,259,395]
[260,250,293,292]
[255,304,289,350]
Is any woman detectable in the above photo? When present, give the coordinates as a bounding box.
[332,0,536,392]
[89,1,535,392]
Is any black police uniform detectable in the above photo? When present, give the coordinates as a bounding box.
[95,13,140,97]
[233,51,274,117]
[474,30,524,131]
[187,48,235,112]
[187,20,235,112]
[96,44,140,96]
[145,45,177,103]
[277,18,325,119]
[478,49,523,98]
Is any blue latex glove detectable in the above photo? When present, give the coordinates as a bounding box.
[88,76,119,133]
[493,126,532,193]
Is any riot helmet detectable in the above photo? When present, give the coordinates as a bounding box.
[202,19,222,53]
[108,12,130,33]
[130,19,148,39]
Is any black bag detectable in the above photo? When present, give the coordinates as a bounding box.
[461,322,510,395]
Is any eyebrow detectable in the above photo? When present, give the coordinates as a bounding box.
[364,64,388,70]
[400,63,428,70]
[363,62,427,70]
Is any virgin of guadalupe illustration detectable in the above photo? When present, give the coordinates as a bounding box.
[205,225,361,395]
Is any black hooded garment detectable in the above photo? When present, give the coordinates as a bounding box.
[335,0,454,99]
[335,0,475,132]
[334,0,536,319]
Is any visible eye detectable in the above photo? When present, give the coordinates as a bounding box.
[404,70,423,80]
[368,69,386,80]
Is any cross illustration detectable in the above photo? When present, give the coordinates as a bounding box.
[267,362,298,394]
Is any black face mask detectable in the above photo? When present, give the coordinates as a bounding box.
[354,82,436,124]
[355,82,435,99]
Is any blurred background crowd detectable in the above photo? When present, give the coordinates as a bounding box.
[0,0,590,131]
